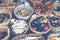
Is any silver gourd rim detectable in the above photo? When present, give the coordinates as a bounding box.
[14,4,33,20]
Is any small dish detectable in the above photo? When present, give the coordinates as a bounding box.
[11,19,29,34]
[14,4,33,20]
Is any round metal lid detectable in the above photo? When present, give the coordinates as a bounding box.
[14,4,33,20]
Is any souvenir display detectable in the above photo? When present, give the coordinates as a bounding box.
[47,33,60,40]
[0,0,60,40]
[14,4,33,20]
[11,19,29,34]
[29,15,51,34]
[0,25,10,40]
[12,34,45,40]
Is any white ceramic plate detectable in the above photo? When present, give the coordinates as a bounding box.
[11,19,29,34]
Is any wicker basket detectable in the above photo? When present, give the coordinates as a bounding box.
[0,25,10,40]
[47,33,60,40]
[54,27,60,33]
[0,8,12,25]
[52,1,60,16]
[47,12,60,32]
[29,14,52,34]
[12,34,45,40]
